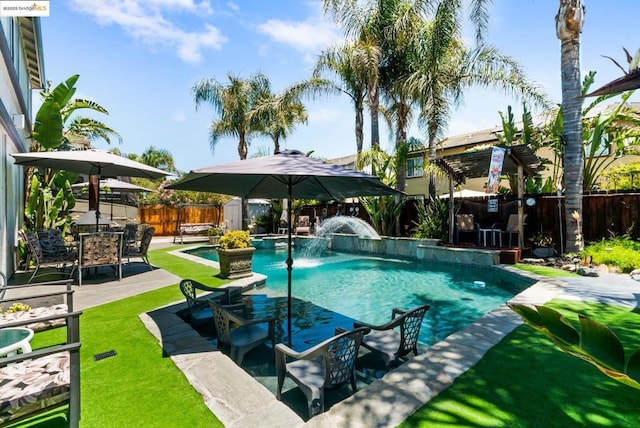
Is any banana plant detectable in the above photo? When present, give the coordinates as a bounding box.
[509,303,640,390]
[356,146,406,236]
[24,170,76,234]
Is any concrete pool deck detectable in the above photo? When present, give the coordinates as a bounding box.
[6,237,640,427]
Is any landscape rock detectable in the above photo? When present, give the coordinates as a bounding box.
[630,269,640,282]
[577,267,599,277]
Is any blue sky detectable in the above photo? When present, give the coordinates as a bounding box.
[40,0,639,174]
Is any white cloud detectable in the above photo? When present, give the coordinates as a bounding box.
[67,0,226,64]
[257,17,340,54]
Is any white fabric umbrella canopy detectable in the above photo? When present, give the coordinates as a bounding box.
[11,149,169,228]
[169,149,402,341]
[72,178,154,220]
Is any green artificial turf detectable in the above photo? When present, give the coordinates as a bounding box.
[12,246,226,428]
[514,263,579,277]
[401,300,640,427]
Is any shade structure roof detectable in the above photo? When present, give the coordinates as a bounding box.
[168,150,401,200]
[433,144,543,185]
[10,149,170,180]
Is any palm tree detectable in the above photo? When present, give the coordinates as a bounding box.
[249,86,308,153]
[323,0,385,150]
[193,72,271,229]
[139,146,178,174]
[314,41,374,154]
[192,72,270,160]
[556,0,585,252]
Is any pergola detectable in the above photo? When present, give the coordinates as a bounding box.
[433,144,543,247]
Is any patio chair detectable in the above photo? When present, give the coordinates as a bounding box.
[123,226,155,269]
[21,230,77,284]
[455,214,479,245]
[354,304,430,368]
[208,301,275,365]
[492,214,527,247]
[295,215,311,235]
[275,327,370,419]
[179,279,229,327]
[77,231,123,286]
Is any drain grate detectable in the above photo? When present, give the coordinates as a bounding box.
[93,350,117,361]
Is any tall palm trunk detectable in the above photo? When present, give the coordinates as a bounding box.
[369,82,380,150]
[556,0,585,252]
[238,134,249,229]
[355,101,364,154]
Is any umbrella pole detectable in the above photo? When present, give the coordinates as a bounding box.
[287,181,293,344]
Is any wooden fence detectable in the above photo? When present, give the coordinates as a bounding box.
[138,204,223,236]
[137,193,640,248]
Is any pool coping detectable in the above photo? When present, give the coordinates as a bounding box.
[142,246,567,427]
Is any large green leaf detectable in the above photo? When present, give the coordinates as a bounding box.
[509,304,543,328]
[579,314,625,372]
[625,349,640,384]
[536,305,580,348]
[33,99,63,149]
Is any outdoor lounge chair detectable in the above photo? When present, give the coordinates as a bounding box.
[21,230,77,284]
[354,304,430,368]
[208,301,275,365]
[275,326,370,419]
[492,214,527,247]
[123,226,155,269]
[295,215,311,235]
[179,279,229,327]
[455,214,479,245]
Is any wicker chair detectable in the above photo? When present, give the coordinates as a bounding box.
[77,232,123,286]
[21,230,77,283]
[354,304,430,368]
[123,226,155,269]
[275,327,370,419]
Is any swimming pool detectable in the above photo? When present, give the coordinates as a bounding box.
[187,246,535,351]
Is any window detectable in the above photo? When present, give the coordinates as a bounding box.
[407,157,424,178]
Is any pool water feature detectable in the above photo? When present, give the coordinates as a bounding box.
[187,246,534,351]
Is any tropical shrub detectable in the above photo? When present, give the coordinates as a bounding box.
[582,235,640,273]
[207,227,222,236]
[412,197,449,241]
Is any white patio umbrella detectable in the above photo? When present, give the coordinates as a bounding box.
[10,149,169,228]
[72,178,154,220]
[168,149,402,340]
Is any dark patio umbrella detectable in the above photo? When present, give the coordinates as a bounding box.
[10,149,169,228]
[168,149,402,340]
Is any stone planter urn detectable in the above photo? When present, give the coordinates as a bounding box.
[209,235,220,245]
[217,247,255,279]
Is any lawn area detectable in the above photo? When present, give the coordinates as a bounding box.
[9,245,227,428]
[401,299,640,427]
[513,263,579,277]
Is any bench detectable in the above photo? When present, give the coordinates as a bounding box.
[0,280,81,427]
[173,223,214,244]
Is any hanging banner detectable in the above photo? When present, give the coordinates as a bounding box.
[486,147,506,193]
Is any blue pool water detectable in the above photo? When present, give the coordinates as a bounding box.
[188,247,534,351]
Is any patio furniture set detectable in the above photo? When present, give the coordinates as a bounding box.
[179,280,430,419]
[455,213,526,248]
[20,225,155,285]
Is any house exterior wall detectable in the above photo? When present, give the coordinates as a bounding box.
[0,17,44,278]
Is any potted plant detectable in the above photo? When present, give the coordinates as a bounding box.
[216,230,255,279]
[530,232,555,258]
[207,226,223,245]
